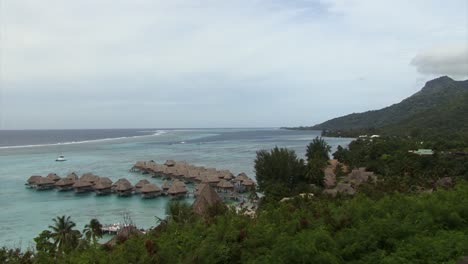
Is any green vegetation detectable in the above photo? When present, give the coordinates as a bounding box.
[2,136,468,263]
[255,137,331,200]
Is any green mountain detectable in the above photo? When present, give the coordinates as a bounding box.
[303,76,468,135]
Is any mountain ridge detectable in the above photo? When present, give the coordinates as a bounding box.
[286,76,468,136]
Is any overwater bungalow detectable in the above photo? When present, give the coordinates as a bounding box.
[167,180,188,199]
[66,172,79,180]
[46,173,61,182]
[80,173,100,184]
[242,179,255,191]
[161,180,172,193]
[203,174,221,187]
[192,184,223,216]
[114,178,134,197]
[36,177,56,190]
[73,180,94,193]
[135,179,150,193]
[217,179,234,193]
[26,175,42,188]
[55,177,75,191]
[140,183,162,198]
[94,177,113,195]
[131,161,147,172]
[219,170,234,180]
[234,172,250,183]
[164,160,176,167]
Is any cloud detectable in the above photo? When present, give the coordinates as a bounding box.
[411,44,468,79]
[0,0,467,129]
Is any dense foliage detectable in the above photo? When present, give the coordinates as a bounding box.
[333,137,468,192]
[4,183,468,263]
[255,137,331,200]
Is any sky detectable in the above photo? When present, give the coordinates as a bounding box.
[0,0,467,129]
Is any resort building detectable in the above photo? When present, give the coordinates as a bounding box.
[113,178,134,197]
[26,175,42,188]
[73,180,94,193]
[192,184,223,216]
[55,177,76,191]
[94,177,113,195]
[135,179,151,193]
[35,177,56,190]
[140,183,162,199]
[167,180,188,199]
[80,173,100,184]
[46,173,61,182]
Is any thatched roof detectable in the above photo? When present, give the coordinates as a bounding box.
[36,177,55,186]
[66,172,78,180]
[114,178,134,191]
[94,177,113,190]
[336,183,356,195]
[133,160,146,169]
[73,180,93,188]
[105,226,143,247]
[323,168,336,189]
[164,160,176,167]
[346,168,375,186]
[203,174,220,184]
[162,180,172,190]
[234,173,250,182]
[141,183,161,193]
[242,179,255,186]
[220,170,234,180]
[55,177,75,186]
[135,179,150,188]
[192,184,222,215]
[167,180,187,194]
[97,177,113,185]
[80,173,100,183]
[46,173,61,182]
[217,179,234,189]
[27,175,42,185]
[194,183,206,196]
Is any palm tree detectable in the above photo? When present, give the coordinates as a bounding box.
[48,215,80,253]
[83,218,103,245]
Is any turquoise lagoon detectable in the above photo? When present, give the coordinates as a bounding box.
[0,128,352,248]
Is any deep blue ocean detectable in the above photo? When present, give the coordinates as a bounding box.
[0,128,353,249]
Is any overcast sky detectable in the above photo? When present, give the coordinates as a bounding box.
[0,0,467,129]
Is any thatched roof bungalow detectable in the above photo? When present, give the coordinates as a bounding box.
[94,177,113,195]
[80,173,100,184]
[217,179,234,190]
[167,180,188,199]
[135,179,151,193]
[66,172,79,180]
[234,172,250,182]
[26,175,42,188]
[202,174,220,186]
[192,184,223,216]
[46,173,61,182]
[55,177,76,191]
[161,180,172,192]
[35,177,56,190]
[141,183,162,199]
[73,180,94,193]
[113,178,134,196]
[164,160,176,167]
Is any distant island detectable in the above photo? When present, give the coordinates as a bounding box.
[284,76,468,138]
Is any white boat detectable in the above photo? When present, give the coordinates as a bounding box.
[55,155,66,162]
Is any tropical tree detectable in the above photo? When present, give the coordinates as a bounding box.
[48,215,81,253]
[306,137,331,162]
[83,218,103,245]
[255,147,306,199]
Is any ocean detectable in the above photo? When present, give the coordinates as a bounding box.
[0,128,352,249]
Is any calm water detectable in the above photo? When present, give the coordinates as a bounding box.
[0,128,352,249]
